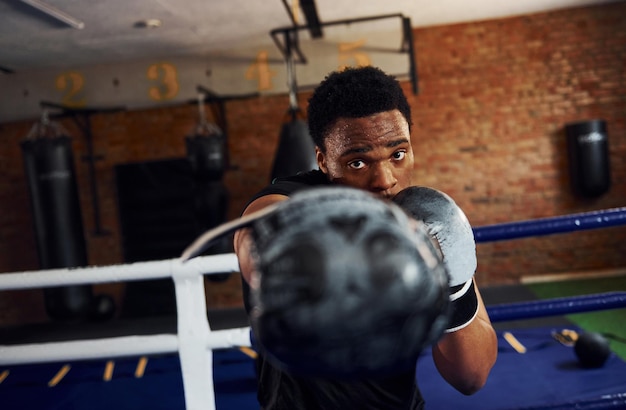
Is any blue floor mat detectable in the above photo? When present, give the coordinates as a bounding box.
[2,327,625,409]
[418,327,626,409]
[0,350,258,410]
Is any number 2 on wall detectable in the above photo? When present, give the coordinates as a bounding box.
[147,62,180,101]
[55,71,86,107]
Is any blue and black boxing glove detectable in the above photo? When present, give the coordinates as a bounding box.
[393,186,479,333]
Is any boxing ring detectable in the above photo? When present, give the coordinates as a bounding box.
[1,207,625,409]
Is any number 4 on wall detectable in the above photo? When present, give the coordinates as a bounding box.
[246,51,276,91]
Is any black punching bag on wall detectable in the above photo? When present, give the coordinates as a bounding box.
[566,119,611,198]
[21,135,93,321]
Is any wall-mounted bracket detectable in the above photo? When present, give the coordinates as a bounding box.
[269,13,419,95]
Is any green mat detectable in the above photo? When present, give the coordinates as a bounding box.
[527,275,626,360]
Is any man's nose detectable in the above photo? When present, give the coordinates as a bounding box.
[369,162,397,193]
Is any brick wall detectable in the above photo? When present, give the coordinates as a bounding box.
[409,3,626,284]
[0,2,624,325]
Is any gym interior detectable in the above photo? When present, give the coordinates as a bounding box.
[0,1,625,409]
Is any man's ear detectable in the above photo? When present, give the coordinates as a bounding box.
[316,146,328,174]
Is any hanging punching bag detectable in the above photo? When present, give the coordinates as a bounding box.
[192,180,231,282]
[270,32,317,181]
[566,119,611,198]
[186,133,232,281]
[270,118,317,180]
[21,135,93,321]
[186,133,227,182]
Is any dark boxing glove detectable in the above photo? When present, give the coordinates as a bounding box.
[393,186,479,333]
[248,187,451,379]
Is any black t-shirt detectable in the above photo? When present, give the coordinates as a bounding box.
[241,169,425,410]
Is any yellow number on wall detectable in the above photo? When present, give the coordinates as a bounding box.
[246,51,276,91]
[338,39,371,71]
[147,62,179,101]
[55,71,86,107]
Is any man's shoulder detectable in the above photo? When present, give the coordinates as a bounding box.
[243,169,329,213]
[260,169,329,197]
[271,169,328,187]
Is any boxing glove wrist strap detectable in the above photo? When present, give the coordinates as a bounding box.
[445,278,479,333]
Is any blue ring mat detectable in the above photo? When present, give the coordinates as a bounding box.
[1,326,625,409]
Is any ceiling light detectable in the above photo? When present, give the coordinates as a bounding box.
[19,0,85,29]
[134,19,162,29]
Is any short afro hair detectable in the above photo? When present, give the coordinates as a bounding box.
[307,66,412,151]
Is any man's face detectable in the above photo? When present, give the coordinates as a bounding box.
[316,109,415,199]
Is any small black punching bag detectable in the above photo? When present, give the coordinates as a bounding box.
[21,135,93,321]
[270,118,317,180]
[566,120,611,198]
[186,133,227,182]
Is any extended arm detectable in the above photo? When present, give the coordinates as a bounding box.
[393,186,498,394]
[432,281,497,394]
[233,194,288,287]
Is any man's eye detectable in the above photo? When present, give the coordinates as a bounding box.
[348,160,365,170]
[392,151,406,161]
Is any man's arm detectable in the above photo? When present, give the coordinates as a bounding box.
[233,194,289,286]
[234,190,497,392]
[432,280,497,395]
[392,186,497,394]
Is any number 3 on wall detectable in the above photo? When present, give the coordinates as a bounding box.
[55,71,86,107]
[147,62,180,101]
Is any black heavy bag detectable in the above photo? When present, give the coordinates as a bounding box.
[21,136,93,320]
[187,133,231,280]
[193,181,229,236]
[566,119,611,198]
[186,133,227,182]
[192,180,232,282]
[270,119,317,180]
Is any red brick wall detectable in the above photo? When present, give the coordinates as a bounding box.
[0,3,624,324]
[409,3,626,284]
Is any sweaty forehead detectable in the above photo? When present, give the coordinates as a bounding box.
[324,110,410,156]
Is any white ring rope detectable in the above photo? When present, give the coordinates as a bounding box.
[0,253,239,290]
[0,253,250,410]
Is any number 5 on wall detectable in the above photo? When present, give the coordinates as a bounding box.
[338,39,371,71]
